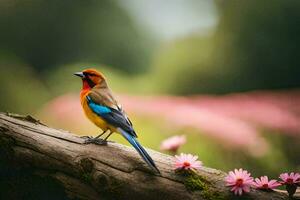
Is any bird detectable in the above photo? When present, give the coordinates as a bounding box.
[74,68,160,174]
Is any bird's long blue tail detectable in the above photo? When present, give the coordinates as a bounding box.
[117,128,160,174]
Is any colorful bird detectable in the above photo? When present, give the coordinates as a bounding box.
[74,68,160,173]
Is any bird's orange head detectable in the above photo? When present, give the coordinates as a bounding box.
[74,68,106,91]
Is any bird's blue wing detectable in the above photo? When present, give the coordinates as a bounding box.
[86,96,137,137]
[87,96,111,114]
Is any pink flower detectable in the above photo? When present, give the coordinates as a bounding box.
[279,172,300,185]
[225,168,254,196]
[253,176,281,190]
[160,135,186,152]
[174,153,202,170]
[279,172,300,197]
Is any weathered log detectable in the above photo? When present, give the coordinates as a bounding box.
[0,112,295,200]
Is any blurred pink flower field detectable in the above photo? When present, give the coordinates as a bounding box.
[39,90,300,156]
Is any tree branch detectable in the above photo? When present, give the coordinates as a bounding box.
[0,112,294,200]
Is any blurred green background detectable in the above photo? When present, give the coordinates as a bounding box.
[0,0,300,180]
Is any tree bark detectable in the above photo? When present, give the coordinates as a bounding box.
[0,112,295,200]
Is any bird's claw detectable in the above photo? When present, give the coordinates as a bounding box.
[83,137,108,145]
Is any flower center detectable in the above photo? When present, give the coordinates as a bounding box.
[183,162,191,167]
[286,178,293,184]
[262,184,269,189]
[236,178,243,186]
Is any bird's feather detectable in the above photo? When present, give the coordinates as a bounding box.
[88,85,119,110]
[87,96,111,114]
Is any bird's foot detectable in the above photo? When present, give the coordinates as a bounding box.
[83,137,108,145]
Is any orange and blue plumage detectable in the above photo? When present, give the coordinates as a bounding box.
[74,68,160,174]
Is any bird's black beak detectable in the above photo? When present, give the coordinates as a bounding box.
[74,72,85,78]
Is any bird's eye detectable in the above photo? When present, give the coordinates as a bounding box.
[83,72,96,77]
